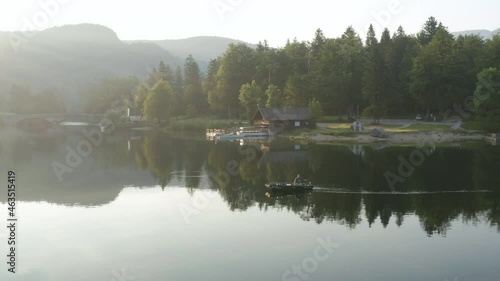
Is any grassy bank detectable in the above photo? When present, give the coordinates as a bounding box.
[461,121,485,131]
[290,128,360,137]
[153,115,488,136]
[383,124,454,132]
[292,123,461,139]
[319,115,418,123]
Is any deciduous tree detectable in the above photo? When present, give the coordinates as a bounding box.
[239,80,265,120]
[143,80,173,124]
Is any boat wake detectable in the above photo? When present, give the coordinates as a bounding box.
[311,187,497,195]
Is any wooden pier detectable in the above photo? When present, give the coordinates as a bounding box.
[206,129,229,140]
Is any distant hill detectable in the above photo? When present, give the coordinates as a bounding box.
[452,28,500,39]
[0,24,180,111]
[1,23,498,112]
[127,36,256,71]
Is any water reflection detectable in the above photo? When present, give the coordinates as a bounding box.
[1,128,499,235]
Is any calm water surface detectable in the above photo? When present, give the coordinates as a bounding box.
[0,128,499,281]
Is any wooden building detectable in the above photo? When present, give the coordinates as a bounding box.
[253,108,313,134]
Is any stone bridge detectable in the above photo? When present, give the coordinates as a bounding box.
[0,113,105,127]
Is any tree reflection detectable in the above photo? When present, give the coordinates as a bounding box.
[197,140,500,236]
[142,132,174,188]
[9,133,66,164]
[182,140,208,188]
[6,129,498,237]
[57,134,500,235]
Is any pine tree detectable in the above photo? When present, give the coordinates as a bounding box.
[391,26,419,114]
[417,16,442,46]
[205,59,220,113]
[380,28,398,115]
[158,61,173,83]
[336,26,364,117]
[183,55,205,115]
[411,27,458,116]
[362,24,386,123]
[172,66,184,117]
[474,67,500,130]
[310,28,326,59]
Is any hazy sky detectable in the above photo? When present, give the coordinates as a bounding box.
[0,0,499,46]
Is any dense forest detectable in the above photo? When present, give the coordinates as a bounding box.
[205,16,498,125]
[4,17,500,129]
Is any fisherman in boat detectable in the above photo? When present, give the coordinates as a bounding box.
[294,174,304,185]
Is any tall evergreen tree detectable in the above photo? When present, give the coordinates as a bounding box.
[473,67,500,130]
[253,40,273,89]
[392,26,419,114]
[417,16,442,46]
[411,27,458,116]
[337,26,364,116]
[308,29,326,111]
[362,24,386,123]
[158,61,173,83]
[310,28,326,59]
[146,67,158,87]
[183,55,205,115]
[454,34,488,105]
[486,35,500,68]
[172,66,184,117]
[281,39,311,107]
[379,28,398,115]
[314,38,342,114]
[205,59,220,113]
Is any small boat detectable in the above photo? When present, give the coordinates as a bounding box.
[265,181,314,193]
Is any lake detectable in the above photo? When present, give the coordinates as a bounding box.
[0,127,499,281]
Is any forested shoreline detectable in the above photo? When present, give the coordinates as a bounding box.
[4,17,500,130]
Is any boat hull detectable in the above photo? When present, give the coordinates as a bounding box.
[265,183,314,193]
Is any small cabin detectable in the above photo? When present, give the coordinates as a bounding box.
[253,108,312,134]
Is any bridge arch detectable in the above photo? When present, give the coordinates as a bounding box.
[16,118,55,132]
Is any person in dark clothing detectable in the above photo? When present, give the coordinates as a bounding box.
[294,174,304,185]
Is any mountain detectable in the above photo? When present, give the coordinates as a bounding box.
[1,23,497,112]
[0,24,181,111]
[452,28,500,39]
[127,36,256,71]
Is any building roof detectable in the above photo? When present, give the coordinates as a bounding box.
[254,107,312,121]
